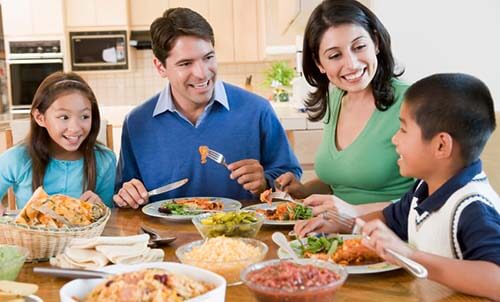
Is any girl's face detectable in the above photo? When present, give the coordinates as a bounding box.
[316,23,379,94]
[33,92,92,160]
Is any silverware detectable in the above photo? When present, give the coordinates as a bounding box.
[3,209,20,217]
[272,232,299,260]
[206,148,229,168]
[140,225,176,246]
[352,222,428,279]
[33,267,109,279]
[148,178,189,197]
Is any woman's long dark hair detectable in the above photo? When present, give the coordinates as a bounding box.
[28,71,101,192]
[303,0,403,122]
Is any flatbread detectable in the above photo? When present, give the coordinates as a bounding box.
[0,281,38,296]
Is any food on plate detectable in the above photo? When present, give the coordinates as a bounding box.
[0,280,38,300]
[82,268,214,302]
[256,202,312,221]
[194,211,264,238]
[14,187,106,228]
[260,189,272,205]
[293,235,383,266]
[158,198,223,215]
[198,145,208,164]
[176,237,268,285]
[0,245,28,281]
[241,259,347,302]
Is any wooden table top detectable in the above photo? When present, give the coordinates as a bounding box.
[17,206,487,302]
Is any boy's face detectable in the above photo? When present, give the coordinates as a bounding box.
[392,102,435,179]
[154,35,217,109]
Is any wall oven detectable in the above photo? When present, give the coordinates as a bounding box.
[7,40,63,113]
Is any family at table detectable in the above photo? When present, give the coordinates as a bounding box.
[0,0,499,300]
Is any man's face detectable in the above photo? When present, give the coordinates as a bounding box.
[155,36,217,108]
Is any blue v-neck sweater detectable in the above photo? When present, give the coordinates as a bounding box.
[116,82,301,201]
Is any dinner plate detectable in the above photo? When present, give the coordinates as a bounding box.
[242,202,307,226]
[142,197,242,221]
[277,234,401,274]
[26,295,43,302]
[59,262,226,302]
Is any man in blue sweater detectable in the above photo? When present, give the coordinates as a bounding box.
[114,7,301,208]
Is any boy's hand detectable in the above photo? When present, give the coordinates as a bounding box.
[80,191,103,205]
[359,219,415,262]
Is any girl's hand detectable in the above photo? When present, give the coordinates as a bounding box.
[359,218,415,262]
[275,172,308,199]
[294,216,343,238]
[80,190,103,205]
[0,204,5,216]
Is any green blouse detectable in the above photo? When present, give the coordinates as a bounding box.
[315,79,414,205]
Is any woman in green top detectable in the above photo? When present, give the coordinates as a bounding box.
[274,0,414,236]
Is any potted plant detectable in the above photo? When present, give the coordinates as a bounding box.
[264,61,295,102]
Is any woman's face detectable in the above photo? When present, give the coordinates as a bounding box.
[316,23,379,94]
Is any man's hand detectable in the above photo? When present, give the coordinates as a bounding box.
[113,178,148,209]
[228,159,267,195]
[274,172,308,199]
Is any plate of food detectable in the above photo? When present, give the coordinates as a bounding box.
[277,234,400,274]
[242,201,313,225]
[142,197,242,221]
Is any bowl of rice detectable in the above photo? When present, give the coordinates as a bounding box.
[176,237,268,286]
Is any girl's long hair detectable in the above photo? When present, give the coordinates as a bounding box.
[303,0,404,122]
[28,71,101,192]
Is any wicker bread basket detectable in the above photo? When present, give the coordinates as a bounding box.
[0,208,110,261]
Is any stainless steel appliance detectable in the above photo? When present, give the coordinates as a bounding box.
[7,40,63,113]
[70,30,128,71]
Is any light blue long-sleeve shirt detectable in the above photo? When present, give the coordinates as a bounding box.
[0,144,116,208]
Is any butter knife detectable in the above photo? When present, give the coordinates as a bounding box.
[148,178,189,197]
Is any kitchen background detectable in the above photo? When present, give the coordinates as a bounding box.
[0,0,499,187]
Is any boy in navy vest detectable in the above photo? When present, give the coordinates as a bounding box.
[361,73,500,299]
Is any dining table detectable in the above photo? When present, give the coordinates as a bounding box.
[16,204,489,302]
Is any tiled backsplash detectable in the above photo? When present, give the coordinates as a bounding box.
[81,50,294,106]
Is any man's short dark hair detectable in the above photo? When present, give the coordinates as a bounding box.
[405,73,496,164]
[150,7,214,65]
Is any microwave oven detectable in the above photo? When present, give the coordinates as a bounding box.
[70,31,128,71]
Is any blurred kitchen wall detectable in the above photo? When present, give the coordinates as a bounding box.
[372,0,500,110]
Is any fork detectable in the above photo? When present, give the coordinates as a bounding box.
[207,148,229,168]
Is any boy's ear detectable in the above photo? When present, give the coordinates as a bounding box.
[433,132,454,159]
[153,57,168,78]
[32,109,46,128]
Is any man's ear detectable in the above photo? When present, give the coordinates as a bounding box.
[153,57,168,78]
[32,109,46,128]
[434,132,454,159]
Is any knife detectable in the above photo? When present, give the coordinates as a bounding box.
[147,178,189,197]
[34,267,109,279]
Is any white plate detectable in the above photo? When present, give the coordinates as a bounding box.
[26,295,43,302]
[277,234,400,274]
[242,202,308,225]
[142,197,242,221]
[59,262,226,302]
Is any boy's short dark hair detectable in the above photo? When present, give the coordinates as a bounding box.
[405,73,496,164]
[150,7,214,66]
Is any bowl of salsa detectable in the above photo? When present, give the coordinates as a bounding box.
[241,258,347,302]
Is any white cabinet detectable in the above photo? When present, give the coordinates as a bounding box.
[1,0,64,37]
[65,0,127,28]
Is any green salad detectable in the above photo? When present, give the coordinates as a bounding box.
[291,235,344,257]
[158,203,199,215]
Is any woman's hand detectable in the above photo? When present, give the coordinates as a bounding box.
[294,216,343,238]
[304,194,357,217]
[80,190,104,205]
[275,172,308,199]
[359,219,415,261]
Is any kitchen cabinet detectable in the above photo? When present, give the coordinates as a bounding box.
[65,0,127,28]
[129,0,169,29]
[1,0,64,37]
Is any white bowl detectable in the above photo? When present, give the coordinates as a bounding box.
[59,262,226,302]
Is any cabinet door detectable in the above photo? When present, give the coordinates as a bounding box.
[65,0,96,27]
[2,0,33,36]
[169,0,209,19]
[208,0,234,62]
[130,0,169,28]
[96,0,127,26]
[32,0,64,35]
[233,0,260,62]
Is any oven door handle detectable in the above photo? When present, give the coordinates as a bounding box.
[8,58,63,64]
